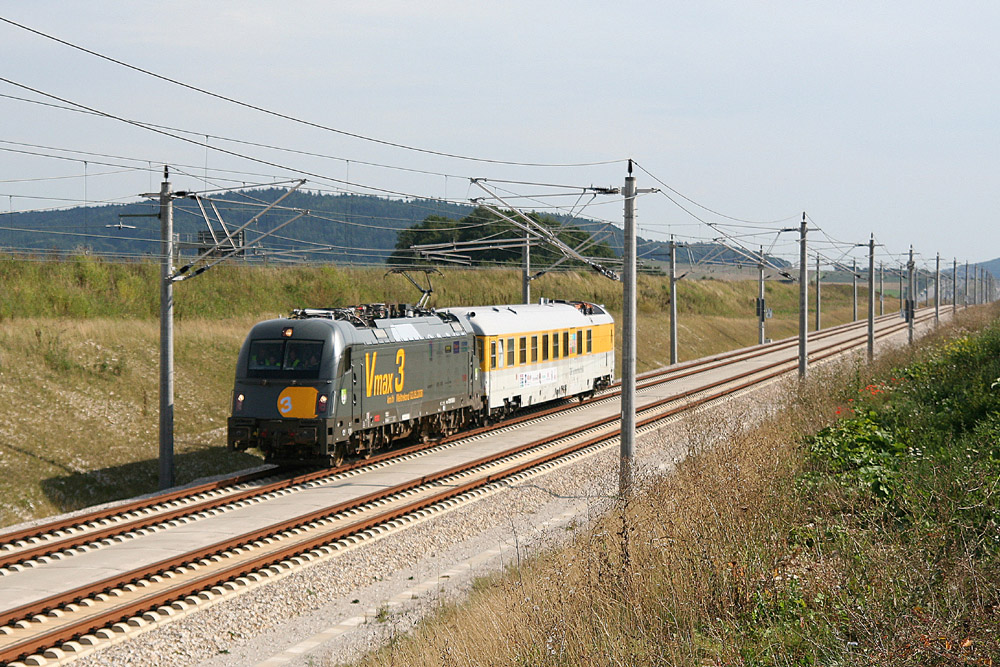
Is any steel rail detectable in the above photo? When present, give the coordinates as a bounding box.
[0,468,276,549]
[0,435,477,572]
[0,309,931,572]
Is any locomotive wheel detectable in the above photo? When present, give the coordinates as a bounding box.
[331,444,345,467]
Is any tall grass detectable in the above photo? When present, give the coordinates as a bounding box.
[0,256,870,374]
[0,255,869,322]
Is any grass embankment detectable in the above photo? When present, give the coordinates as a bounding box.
[0,256,870,528]
[0,318,261,525]
[0,255,872,364]
[350,305,1000,666]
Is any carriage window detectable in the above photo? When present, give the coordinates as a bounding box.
[490,340,497,369]
[552,331,559,359]
[542,334,549,361]
[520,337,527,364]
[576,330,583,355]
[531,335,538,363]
[587,329,593,353]
[563,331,570,356]
[507,337,515,366]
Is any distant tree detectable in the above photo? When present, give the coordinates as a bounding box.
[389,207,616,269]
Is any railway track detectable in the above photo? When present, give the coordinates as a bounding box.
[0,308,938,665]
[0,309,910,574]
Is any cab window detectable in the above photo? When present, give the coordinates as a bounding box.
[284,341,323,372]
[248,339,323,378]
[248,340,283,371]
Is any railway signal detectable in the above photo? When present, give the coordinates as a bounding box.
[935,253,940,325]
[908,246,916,344]
[757,246,767,346]
[868,235,875,359]
[815,253,822,332]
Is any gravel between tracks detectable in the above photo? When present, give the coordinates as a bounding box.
[63,380,786,667]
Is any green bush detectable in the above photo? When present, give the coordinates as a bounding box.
[786,315,1000,663]
[806,412,905,500]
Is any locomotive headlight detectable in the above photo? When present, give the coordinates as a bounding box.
[316,394,329,414]
[235,393,245,411]
[282,327,294,337]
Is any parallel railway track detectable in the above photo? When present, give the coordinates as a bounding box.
[0,309,911,573]
[0,309,937,665]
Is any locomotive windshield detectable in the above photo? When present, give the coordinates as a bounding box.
[247,339,324,378]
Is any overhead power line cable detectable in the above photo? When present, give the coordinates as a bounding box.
[631,159,798,226]
[0,75,455,202]
[0,95,477,182]
[3,80,592,219]
[0,16,623,168]
[0,142,474,219]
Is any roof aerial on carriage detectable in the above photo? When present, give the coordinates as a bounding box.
[442,300,613,336]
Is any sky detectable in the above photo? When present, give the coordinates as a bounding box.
[1,1,998,271]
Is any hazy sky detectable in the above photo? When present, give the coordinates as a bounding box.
[2,2,998,270]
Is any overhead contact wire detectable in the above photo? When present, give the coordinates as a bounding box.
[0,16,624,168]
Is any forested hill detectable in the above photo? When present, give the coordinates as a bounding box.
[1,188,793,268]
[0,190,471,263]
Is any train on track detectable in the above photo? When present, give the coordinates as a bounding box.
[227,300,615,465]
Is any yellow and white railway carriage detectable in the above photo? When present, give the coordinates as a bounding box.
[443,300,614,418]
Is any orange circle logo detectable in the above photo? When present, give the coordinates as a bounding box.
[277,386,319,418]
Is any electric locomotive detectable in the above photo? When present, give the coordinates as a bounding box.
[227,300,614,466]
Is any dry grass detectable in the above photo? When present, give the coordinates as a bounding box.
[0,317,262,526]
[351,369,846,666]
[350,307,1000,666]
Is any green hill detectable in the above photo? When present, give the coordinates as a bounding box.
[1,190,794,270]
